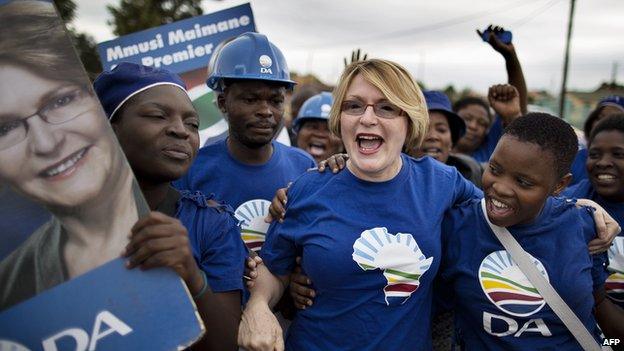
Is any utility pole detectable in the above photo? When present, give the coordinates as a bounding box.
[612,61,619,85]
[559,0,576,119]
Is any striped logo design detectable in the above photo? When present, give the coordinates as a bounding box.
[352,227,433,306]
[0,340,30,351]
[235,199,271,252]
[606,237,624,302]
[479,250,549,317]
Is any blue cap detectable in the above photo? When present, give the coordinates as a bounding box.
[292,92,333,133]
[597,95,624,112]
[423,90,466,145]
[94,62,187,120]
[206,32,295,92]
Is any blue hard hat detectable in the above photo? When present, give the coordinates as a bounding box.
[292,92,333,133]
[206,32,295,92]
[423,90,466,145]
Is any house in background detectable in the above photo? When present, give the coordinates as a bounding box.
[529,81,624,129]
[565,82,624,128]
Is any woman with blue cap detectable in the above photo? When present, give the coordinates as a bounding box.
[94,62,248,351]
[584,96,624,141]
[292,92,344,164]
[417,90,483,188]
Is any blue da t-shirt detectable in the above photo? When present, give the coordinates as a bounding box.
[441,197,608,350]
[174,139,315,252]
[176,190,248,293]
[261,154,481,351]
[564,179,624,307]
[471,115,503,163]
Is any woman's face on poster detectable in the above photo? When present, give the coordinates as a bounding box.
[0,63,119,208]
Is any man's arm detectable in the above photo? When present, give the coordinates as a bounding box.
[238,265,289,351]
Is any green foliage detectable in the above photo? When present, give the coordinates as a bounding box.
[53,0,102,80]
[107,0,204,36]
[50,0,205,80]
[69,30,103,81]
[54,0,77,22]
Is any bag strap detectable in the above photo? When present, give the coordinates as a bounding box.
[479,199,601,351]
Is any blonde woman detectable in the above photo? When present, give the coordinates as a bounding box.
[238,59,481,350]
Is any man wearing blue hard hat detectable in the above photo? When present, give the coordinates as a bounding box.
[292,92,344,164]
[175,32,315,254]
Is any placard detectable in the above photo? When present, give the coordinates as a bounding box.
[0,1,203,349]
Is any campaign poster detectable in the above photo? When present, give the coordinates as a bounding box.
[0,1,203,349]
[97,3,257,145]
[97,4,292,146]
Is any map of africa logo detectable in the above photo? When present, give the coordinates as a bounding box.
[235,199,271,252]
[479,250,549,317]
[352,227,433,306]
[606,237,624,302]
[0,340,30,351]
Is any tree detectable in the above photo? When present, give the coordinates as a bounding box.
[443,84,457,102]
[54,0,77,21]
[107,0,204,36]
[54,0,102,80]
[70,31,103,80]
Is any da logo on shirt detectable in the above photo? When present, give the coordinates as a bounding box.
[606,237,624,302]
[352,227,433,306]
[479,250,549,317]
[235,199,271,252]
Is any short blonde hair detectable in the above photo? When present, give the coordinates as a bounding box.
[328,59,429,152]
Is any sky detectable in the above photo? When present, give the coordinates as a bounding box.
[72,0,624,95]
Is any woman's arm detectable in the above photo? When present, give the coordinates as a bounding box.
[238,265,289,351]
[193,286,241,351]
[488,84,522,128]
[477,25,527,114]
[450,167,483,206]
[576,198,622,253]
[123,211,242,351]
[265,154,349,223]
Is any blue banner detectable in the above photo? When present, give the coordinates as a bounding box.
[97,3,255,74]
[0,259,203,351]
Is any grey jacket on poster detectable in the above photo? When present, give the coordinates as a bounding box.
[0,217,66,311]
[0,182,148,312]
